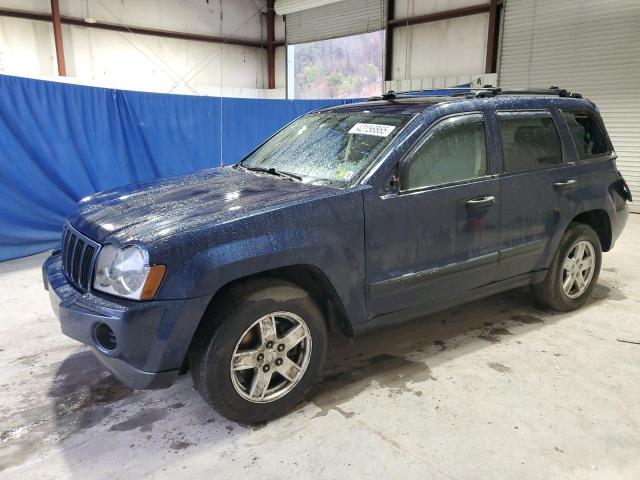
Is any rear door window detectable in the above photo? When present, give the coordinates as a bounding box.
[562,111,610,159]
[497,111,563,173]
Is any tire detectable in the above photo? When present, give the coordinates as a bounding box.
[531,222,602,311]
[189,278,327,424]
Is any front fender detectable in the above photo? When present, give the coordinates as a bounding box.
[154,189,368,329]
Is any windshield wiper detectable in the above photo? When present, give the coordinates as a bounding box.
[240,165,303,182]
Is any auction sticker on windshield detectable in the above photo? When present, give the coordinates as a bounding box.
[348,123,396,137]
[333,168,355,180]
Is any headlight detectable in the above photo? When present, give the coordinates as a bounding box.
[93,244,165,300]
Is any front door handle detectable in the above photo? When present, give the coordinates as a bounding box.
[553,179,577,191]
[465,195,496,209]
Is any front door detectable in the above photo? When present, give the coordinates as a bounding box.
[364,112,501,319]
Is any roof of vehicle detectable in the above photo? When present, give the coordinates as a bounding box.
[320,96,466,114]
[318,87,591,115]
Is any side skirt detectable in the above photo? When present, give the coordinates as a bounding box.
[352,270,547,337]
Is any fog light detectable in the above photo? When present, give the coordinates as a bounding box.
[94,323,117,352]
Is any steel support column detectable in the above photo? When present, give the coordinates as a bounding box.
[485,0,498,73]
[50,0,66,76]
[267,0,276,89]
[384,0,395,82]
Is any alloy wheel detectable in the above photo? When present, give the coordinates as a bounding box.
[229,311,312,403]
[561,240,596,299]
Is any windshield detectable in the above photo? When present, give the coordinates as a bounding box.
[239,112,412,186]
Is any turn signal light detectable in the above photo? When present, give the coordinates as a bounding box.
[140,265,166,300]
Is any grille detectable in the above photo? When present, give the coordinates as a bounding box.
[60,222,101,291]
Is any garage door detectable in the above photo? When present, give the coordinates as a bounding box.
[498,0,640,212]
[276,0,387,45]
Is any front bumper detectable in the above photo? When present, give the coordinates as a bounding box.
[43,253,210,389]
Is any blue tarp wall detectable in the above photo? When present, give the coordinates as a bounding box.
[0,75,360,261]
[0,74,468,261]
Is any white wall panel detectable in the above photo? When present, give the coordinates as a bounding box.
[65,24,267,94]
[391,13,488,80]
[275,45,286,89]
[0,0,282,97]
[499,0,640,210]
[0,0,266,39]
[0,16,55,77]
[385,73,497,93]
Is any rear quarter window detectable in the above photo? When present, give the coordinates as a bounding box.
[497,111,563,173]
[562,111,611,160]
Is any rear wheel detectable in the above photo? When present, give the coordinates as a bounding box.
[189,279,327,424]
[531,222,602,311]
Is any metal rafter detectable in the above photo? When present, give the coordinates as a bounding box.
[387,3,490,28]
[0,7,285,49]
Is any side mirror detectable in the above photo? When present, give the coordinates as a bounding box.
[383,160,404,194]
[389,174,401,193]
[388,160,404,193]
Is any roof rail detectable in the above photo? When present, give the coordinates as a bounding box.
[367,87,477,101]
[368,85,583,101]
[474,85,583,98]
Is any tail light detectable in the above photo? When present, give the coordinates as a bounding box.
[616,172,633,202]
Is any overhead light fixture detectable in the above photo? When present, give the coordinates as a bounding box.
[84,17,97,24]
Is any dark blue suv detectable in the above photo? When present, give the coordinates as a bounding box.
[43,87,631,423]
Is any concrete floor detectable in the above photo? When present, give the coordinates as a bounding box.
[1,216,640,480]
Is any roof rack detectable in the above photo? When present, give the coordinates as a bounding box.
[367,85,583,101]
[367,88,474,101]
[473,85,583,98]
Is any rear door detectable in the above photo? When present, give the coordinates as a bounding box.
[496,109,578,279]
[364,112,501,318]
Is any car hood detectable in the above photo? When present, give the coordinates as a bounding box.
[67,167,340,245]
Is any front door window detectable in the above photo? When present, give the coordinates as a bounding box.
[400,113,487,191]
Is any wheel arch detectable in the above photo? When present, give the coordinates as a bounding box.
[571,209,612,252]
[221,264,354,337]
[181,264,353,373]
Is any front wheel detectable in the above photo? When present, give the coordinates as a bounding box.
[189,279,327,424]
[531,222,602,311]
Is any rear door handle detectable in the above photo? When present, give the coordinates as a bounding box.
[465,195,496,209]
[553,179,577,191]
